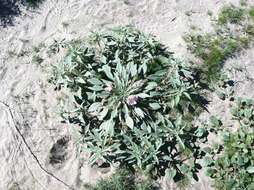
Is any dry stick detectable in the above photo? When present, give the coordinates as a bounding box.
[0,101,75,190]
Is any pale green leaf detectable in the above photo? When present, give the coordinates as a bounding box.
[165,168,177,180]
[126,115,134,129]
[149,103,161,110]
[247,166,254,174]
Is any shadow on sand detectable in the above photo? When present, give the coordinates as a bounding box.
[0,0,21,27]
[0,0,42,27]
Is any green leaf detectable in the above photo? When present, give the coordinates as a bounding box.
[88,78,103,85]
[157,55,169,64]
[165,168,177,180]
[246,166,254,174]
[145,82,157,90]
[209,116,222,127]
[76,77,86,84]
[136,93,150,98]
[216,90,226,100]
[101,65,114,80]
[183,92,192,100]
[196,127,206,137]
[175,95,180,105]
[76,55,83,63]
[140,63,147,73]
[98,108,108,120]
[100,119,114,136]
[88,102,101,112]
[63,55,72,65]
[149,103,161,110]
[134,107,145,118]
[129,63,137,77]
[205,168,216,177]
[100,55,107,64]
[126,115,134,129]
[176,135,185,149]
[201,156,214,167]
[88,85,103,91]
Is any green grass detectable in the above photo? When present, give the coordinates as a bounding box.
[245,24,254,36]
[184,34,240,82]
[249,7,254,19]
[218,5,245,24]
[184,3,254,85]
[88,169,157,190]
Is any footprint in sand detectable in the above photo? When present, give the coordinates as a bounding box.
[48,136,70,169]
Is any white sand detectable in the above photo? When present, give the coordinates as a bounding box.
[0,0,253,189]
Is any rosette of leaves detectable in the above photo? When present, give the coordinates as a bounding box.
[55,27,207,183]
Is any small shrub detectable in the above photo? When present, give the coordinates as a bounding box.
[183,34,238,83]
[204,98,254,190]
[47,39,68,56]
[218,5,245,25]
[88,169,156,190]
[53,27,208,184]
[206,128,254,190]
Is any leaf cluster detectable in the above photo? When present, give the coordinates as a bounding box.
[54,27,207,183]
[87,169,157,190]
[218,5,245,25]
[230,97,254,127]
[184,33,238,82]
[205,98,254,190]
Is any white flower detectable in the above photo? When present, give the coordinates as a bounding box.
[104,84,113,92]
[126,95,138,106]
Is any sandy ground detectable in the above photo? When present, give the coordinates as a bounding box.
[0,0,253,190]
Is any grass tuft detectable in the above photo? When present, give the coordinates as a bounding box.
[184,3,254,85]
[183,34,240,82]
[88,169,157,190]
[249,7,254,19]
[218,5,245,25]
